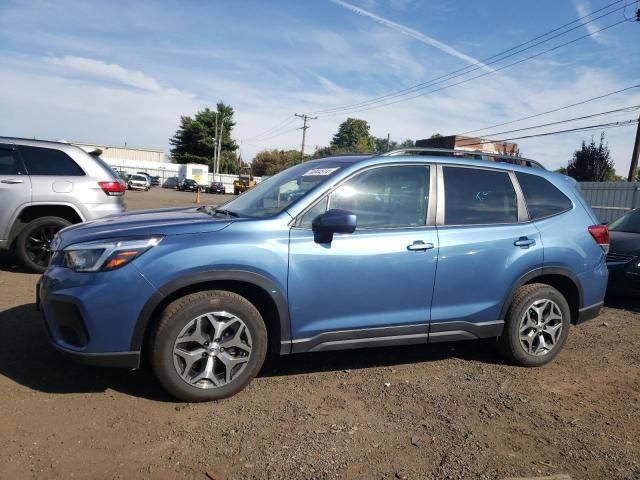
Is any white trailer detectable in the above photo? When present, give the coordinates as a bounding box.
[178,163,209,186]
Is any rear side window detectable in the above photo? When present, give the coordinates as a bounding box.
[0,148,23,175]
[20,146,84,176]
[516,172,572,220]
[443,167,517,225]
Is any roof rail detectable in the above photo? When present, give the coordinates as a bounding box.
[378,147,545,169]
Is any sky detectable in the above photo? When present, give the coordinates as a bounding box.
[1,0,639,173]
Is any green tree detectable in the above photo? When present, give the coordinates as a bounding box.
[566,133,614,182]
[169,103,238,172]
[374,137,398,153]
[251,149,301,176]
[555,166,568,175]
[330,118,375,152]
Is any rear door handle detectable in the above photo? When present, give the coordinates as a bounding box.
[407,241,434,251]
[514,237,536,248]
[1,179,24,184]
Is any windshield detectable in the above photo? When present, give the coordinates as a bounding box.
[131,175,146,181]
[223,160,347,217]
[609,209,640,234]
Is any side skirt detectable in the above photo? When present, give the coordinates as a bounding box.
[288,320,504,354]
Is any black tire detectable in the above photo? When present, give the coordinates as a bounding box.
[234,188,239,195]
[150,290,268,402]
[16,216,71,273]
[497,283,571,367]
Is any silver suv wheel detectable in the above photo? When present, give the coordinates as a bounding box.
[518,299,564,356]
[172,311,252,389]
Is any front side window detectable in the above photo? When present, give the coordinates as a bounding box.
[328,165,430,229]
[20,146,84,176]
[0,149,22,175]
[515,172,572,220]
[443,166,517,225]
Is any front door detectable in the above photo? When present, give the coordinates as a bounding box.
[288,164,438,351]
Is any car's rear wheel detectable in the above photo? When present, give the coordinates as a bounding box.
[16,216,71,273]
[150,290,268,402]
[497,283,571,367]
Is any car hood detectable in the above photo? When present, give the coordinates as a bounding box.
[609,231,640,256]
[54,207,233,250]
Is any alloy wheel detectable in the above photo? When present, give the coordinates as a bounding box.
[518,299,564,356]
[25,225,61,267]
[172,311,252,389]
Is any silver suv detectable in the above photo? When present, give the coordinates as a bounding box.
[0,137,126,272]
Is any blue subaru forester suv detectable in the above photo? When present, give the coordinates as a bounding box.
[38,149,609,402]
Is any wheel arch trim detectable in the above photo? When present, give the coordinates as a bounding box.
[131,269,291,354]
[499,267,584,322]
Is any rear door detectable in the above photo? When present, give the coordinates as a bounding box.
[19,145,85,207]
[288,164,438,350]
[0,144,31,244]
[430,165,543,339]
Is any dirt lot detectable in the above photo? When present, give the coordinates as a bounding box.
[0,187,639,480]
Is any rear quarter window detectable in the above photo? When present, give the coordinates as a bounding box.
[20,146,84,176]
[515,172,572,220]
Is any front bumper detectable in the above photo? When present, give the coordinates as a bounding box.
[37,264,156,368]
[607,267,640,297]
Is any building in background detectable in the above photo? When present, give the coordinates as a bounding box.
[73,142,165,163]
[416,135,519,156]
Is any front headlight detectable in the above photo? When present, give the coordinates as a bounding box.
[63,236,162,272]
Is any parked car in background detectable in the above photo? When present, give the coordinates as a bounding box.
[136,172,152,188]
[150,176,160,187]
[128,174,149,191]
[177,178,199,192]
[606,208,640,297]
[0,136,125,272]
[163,177,179,189]
[207,181,226,194]
[38,148,608,402]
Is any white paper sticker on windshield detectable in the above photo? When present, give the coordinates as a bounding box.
[302,167,339,176]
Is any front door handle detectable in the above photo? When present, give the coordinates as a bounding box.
[1,179,24,184]
[514,237,536,248]
[407,241,434,251]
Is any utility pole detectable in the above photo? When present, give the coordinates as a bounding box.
[213,113,219,175]
[386,133,390,152]
[628,114,640,182]
[295,113,317,162]
[216,116,227,175]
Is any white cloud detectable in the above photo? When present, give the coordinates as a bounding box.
[575,2,607,45]
[328,0,494,72]
[45,55,164,92]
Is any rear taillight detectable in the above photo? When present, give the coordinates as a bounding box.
[98,181,126,196]
[588,225,609,253]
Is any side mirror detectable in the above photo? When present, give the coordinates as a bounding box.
[312,209,357,244]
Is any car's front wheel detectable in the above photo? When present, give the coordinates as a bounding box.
[497,283,571,367]
[16,216,71,273]
[150,290,268,402]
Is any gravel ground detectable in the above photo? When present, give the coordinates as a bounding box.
[0,187,638,480]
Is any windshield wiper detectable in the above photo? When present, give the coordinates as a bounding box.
[197,206,238,218]
[214,208,239,218]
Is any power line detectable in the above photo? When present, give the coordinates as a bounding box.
[460,84,640,135]
[456,119,637,146]
[455,105,640,147]
[316,18,629,118]
[310,1,634,116]
[238,116,297,142]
